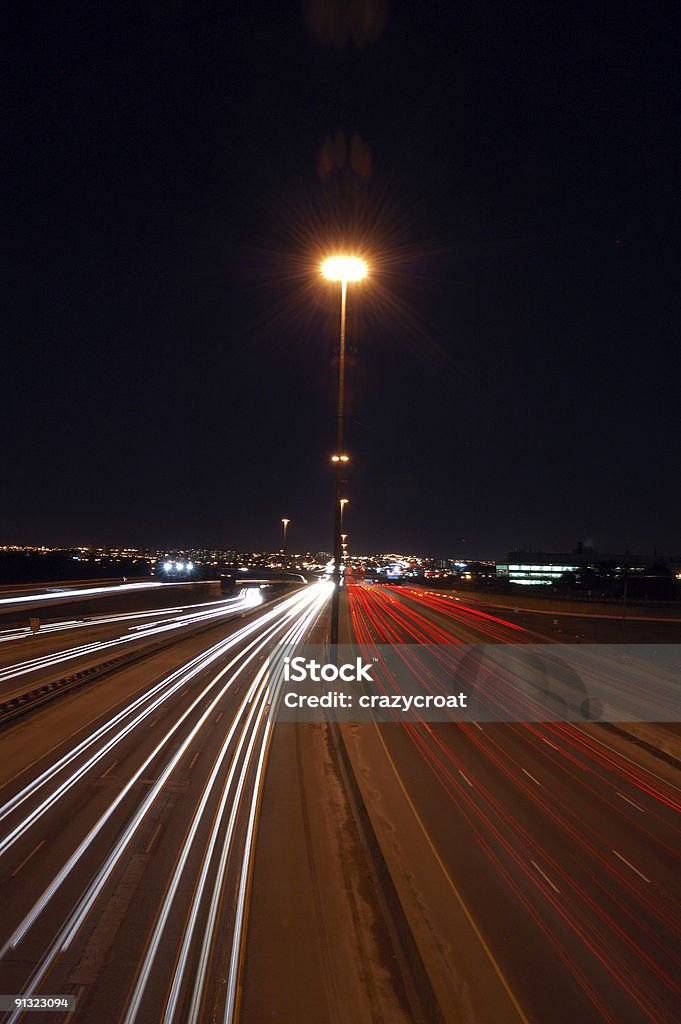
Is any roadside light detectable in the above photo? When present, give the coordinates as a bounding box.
[331,454,350,463]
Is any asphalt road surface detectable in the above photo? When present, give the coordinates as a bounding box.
[339,582,681,1024]
[0,580,679,1024]
[0,583,331,1023]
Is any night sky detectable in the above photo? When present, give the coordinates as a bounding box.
[5,1,680,559]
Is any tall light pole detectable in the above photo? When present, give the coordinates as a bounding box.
[281,518,290,562]
[321,255,367,645]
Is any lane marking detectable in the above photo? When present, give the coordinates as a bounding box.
[100,759,118,779]
[10,839,46,877]
[540,736,559,751]
[522,769,541,787]
[144,823,163,856]
[458,769,474,788]
[188,751,200,770]
[616,791,645,813]
[63,984,85,1024]
[530,859,560,894]
[215,711,224,723]
[612,849,651,883]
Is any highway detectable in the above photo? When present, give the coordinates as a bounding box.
[0,579,679,1023]
[0,582,332,1023]
[340,582,681,1024]
[0,587,266,704]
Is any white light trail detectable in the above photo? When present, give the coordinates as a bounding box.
[0,589,317,861]
[0,584,331,1024]
[0,586,329,958]
[183,592,325,1024]
[0,592,254,685]
[0,581,164,608]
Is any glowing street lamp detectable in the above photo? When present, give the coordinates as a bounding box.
[321,256,367,283]
[322,255,367,645]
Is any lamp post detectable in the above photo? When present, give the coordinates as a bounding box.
[321,255,367,645]
[281,518,290,562]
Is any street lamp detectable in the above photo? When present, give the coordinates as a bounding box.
[281,518,290,560]
[322,255,367,646]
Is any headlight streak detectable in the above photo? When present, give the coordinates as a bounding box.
[222,719,272,1024]
[123,591,328,1024]
[0,588,318,938]
[0,581,164,607]
[0,596,246,649]
[0,641,105,684]
[0,591,313,844]
[187,599,322,1024]
[0,608,182,647]
[0,584,331,1024]
[127,646,293,1021]
[0,638,238,838]
[0,644,220,858]
[0,594,252,686]
[348,582,681,1023]
[0,597,299,854]
[131,661,271,1024]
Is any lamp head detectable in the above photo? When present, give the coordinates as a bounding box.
[321,256,367,283]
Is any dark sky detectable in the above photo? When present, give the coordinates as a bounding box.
[4,0,680,559]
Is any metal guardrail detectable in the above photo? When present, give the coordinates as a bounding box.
[0,649,148,725]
